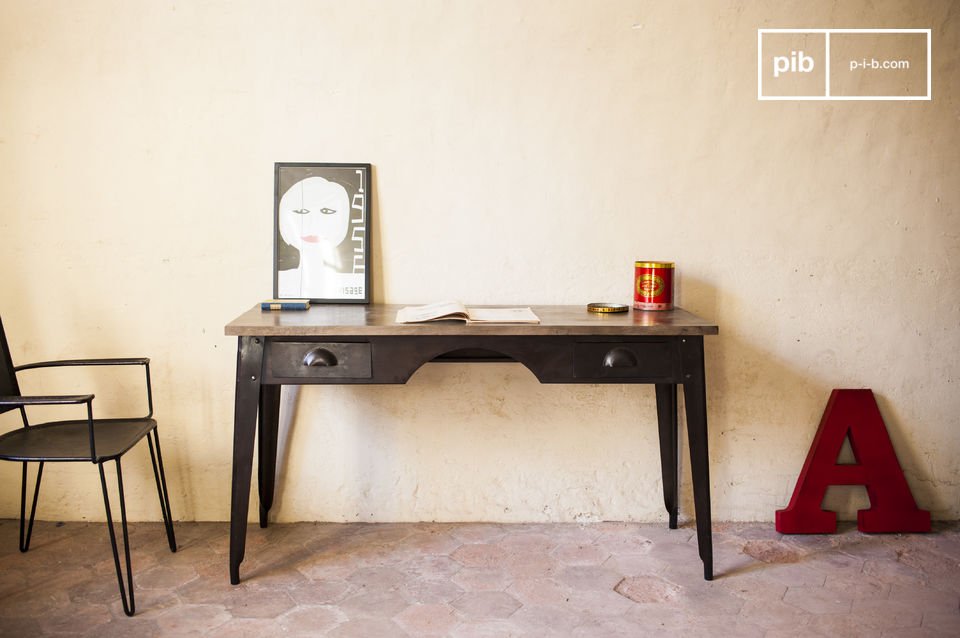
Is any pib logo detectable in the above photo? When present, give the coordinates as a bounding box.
[758,28,931,100]
[773,50,815,77]
[759,31,826,98]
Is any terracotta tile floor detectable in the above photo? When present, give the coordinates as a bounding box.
[0,519,957,636]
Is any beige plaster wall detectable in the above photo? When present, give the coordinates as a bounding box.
[0,1,957,524]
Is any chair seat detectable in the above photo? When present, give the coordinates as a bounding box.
[0,418,157,462]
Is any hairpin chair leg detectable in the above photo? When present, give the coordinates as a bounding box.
[147,429,177,553]
[19,461,44,553]
[99,459,135,617]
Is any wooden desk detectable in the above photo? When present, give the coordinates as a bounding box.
[225,304,719,583]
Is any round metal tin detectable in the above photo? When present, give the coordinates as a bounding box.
[587,303,629,313]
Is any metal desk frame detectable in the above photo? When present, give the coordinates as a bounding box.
[225,304,718,583]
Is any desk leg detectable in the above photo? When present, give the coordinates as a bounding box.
[679,336,713,581]
[258,384,281,528]
[230,336,263,585]
[655,384,679,529]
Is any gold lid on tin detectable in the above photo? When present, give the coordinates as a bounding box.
[635,261,675,268]
[587,303,629,313]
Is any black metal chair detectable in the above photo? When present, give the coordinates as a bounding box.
[0,317,176,616]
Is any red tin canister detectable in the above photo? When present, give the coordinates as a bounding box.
[634,261,674,311]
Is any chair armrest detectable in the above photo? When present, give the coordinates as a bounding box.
[0,394,95,407]
[14,358,149,372]
[13,357,154,419]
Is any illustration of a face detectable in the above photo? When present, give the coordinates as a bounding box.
[277,176,350,251]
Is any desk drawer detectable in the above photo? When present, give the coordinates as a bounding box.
[573,341,675,380]
[269,342,372,379]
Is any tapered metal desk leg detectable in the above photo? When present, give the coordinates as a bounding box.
[258,384,281,528]
[655,383,679,529]
[680,336,714,581]
[230,336,263,585]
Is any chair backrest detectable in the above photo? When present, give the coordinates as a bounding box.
[0,317,22,413]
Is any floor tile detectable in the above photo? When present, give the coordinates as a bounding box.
[393,602,459,635]
[450,590,522,620]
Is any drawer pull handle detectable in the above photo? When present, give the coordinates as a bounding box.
[603,347,638,368]
[303,348,338,367]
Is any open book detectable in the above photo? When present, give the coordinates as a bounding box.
[396,301,540,324]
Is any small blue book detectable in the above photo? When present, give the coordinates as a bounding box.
[261,299,310,311]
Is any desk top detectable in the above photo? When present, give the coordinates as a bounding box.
[225,304,718,337]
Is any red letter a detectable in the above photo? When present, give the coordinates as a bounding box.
[776,389,930,534]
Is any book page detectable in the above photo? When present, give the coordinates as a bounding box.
[465,307,540,323]
[396,301,468,323]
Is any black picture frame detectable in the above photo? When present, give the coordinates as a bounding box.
[273,162,371,303]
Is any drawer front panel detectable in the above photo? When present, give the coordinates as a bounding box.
[573,341,675,380]
[269,342,372,379]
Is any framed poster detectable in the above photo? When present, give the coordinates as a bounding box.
[273,162,371,303]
